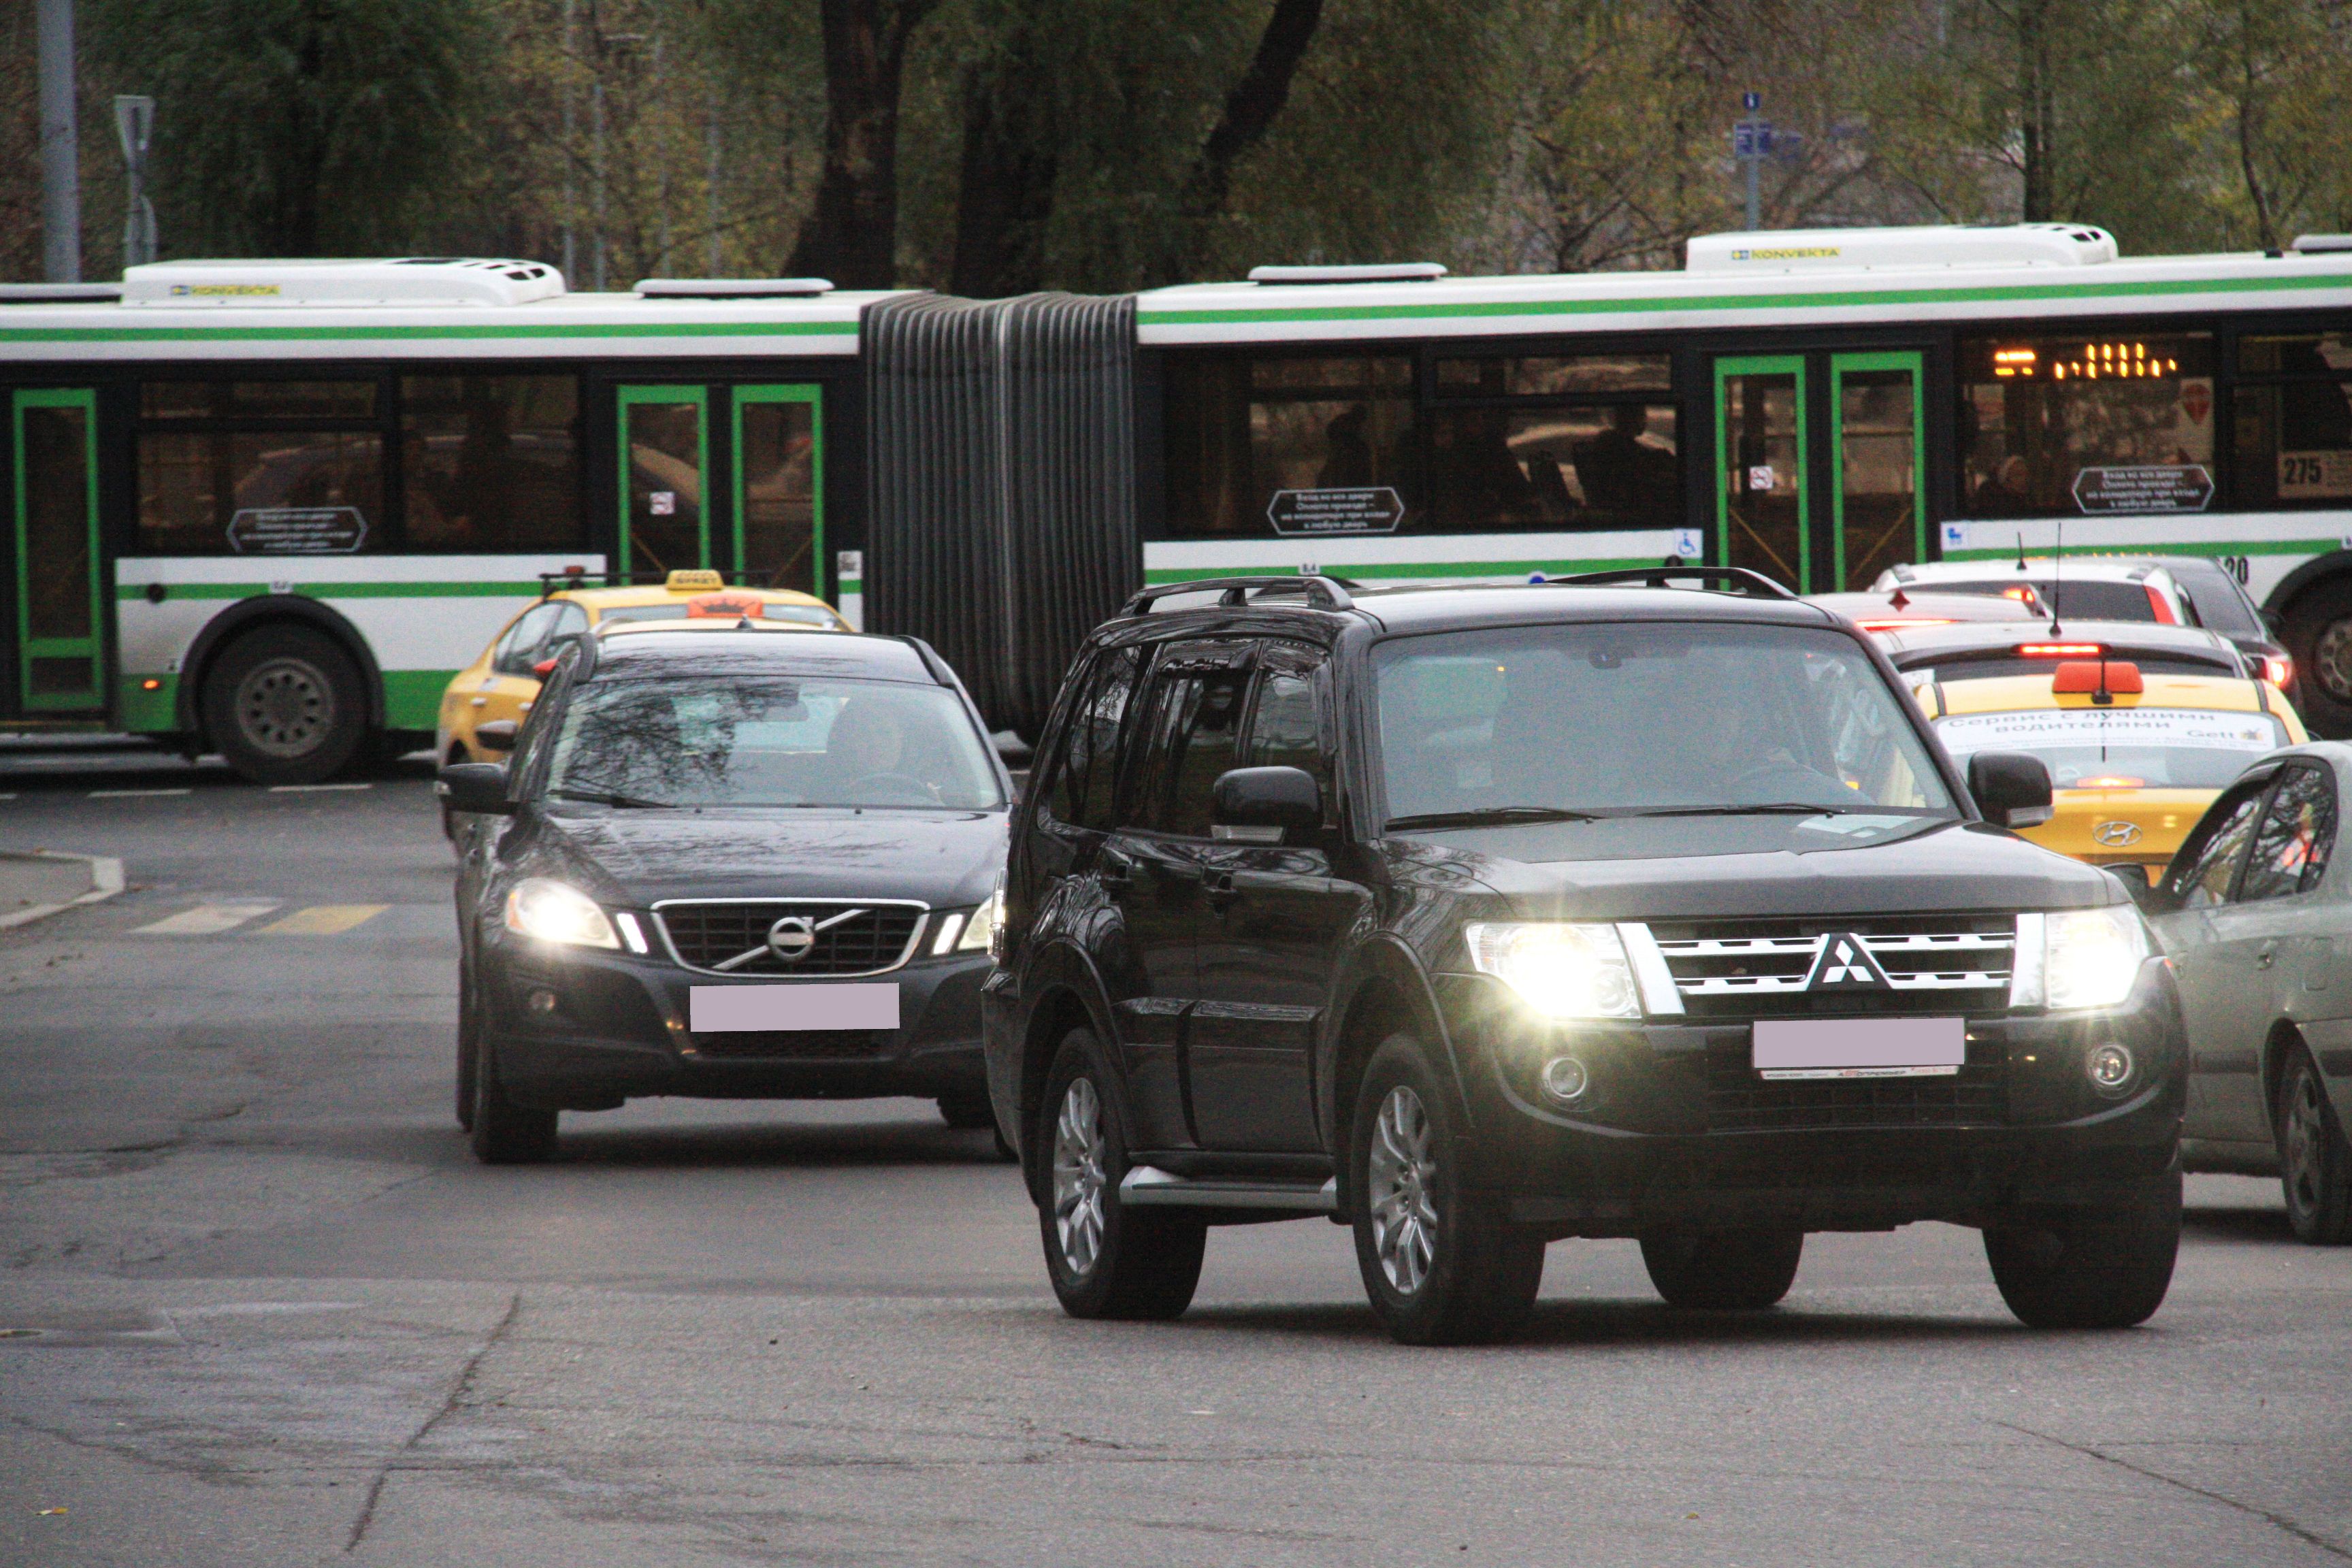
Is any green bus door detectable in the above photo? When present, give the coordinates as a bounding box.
[1715,356,1808,590]
[11,389,103,712]
[732,386,822,594]
[617,386,710,578]
[1829,352,1925,593]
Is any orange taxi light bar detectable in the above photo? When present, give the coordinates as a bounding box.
[2051,659,2144,696]
[2019,642,2106,658]
[685,591,767,619]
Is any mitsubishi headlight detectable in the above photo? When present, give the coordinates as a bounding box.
[1464,922,1640,1019]
[2029,906,2151,1011]
[504,878,620,950]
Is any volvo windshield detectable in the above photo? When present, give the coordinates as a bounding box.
[546,676,1003,810]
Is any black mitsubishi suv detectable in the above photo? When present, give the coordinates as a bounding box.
[982,570,2187,1345]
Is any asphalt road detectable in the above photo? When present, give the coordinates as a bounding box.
[2,741,2349,1567]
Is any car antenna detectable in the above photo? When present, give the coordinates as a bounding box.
[2047,522,2064,638]
[2015,532,2027,572]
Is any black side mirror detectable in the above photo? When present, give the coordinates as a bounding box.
[1211,766,1322,843]
[474,719,519,753]
[438,761,514,817]
[1968,751,2053,830]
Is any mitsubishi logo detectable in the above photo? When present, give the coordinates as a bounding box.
[2093,820,2143,848]
[1807,934,1891,992]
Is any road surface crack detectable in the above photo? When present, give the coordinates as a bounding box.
[343,1291,521,1554]
[1993,1420,2351,1561]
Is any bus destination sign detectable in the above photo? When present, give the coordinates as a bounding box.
[227,507,370,554]
[2071,465,2214,514]
[1267,487,1406,536]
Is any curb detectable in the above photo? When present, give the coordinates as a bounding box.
[0,851,127,932]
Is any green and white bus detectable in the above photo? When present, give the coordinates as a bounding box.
[1115,225,2352,728]
[1,259,888,780]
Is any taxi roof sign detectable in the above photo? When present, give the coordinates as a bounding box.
[664,570,726,592]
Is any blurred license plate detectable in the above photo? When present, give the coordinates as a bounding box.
[1751,1017,1965,1080]
[689,983,900,1033]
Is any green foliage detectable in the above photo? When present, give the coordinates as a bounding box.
[88,0,483,257]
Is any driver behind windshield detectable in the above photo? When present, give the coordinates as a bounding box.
[546,676,1002,810]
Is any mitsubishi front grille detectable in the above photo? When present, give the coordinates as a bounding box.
[653,900,928,977]
[1648,914,2016,1020]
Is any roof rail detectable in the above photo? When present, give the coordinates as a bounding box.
[1119,575,1356,617]
[1550,566,1797,600]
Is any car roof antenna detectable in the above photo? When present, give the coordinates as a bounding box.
[2015,531,2027,572]
[2047,521,2064,638]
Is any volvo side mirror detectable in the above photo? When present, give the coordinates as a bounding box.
[437,761,514,816]
[1211,766,1322,843]
[1969,751,2053,830]
[474,720,519,753]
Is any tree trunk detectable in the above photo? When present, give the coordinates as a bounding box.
[1152,0,1324,283]
[787,0,935,289]
[947,28,1060,299]
[2016,0,2053,222]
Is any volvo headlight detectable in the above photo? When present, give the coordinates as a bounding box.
[962,887,1000,952]
[2021,906,2151,1012]
[504,878,620,950]
[1464,922,1640,1019]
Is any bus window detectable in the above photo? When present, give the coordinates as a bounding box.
[1430,404,1676,531]
[1164,355,1416,537]
[400,376,583,551]
[137,430,385,555]
[141,380,377,419]
[1433,354,1669,396]
[2232,333,2352,508]
[1957,333,2215,517]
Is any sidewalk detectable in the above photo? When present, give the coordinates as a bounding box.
[0,851,125,930]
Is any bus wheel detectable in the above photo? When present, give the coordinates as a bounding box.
[2283,578,2352,738]
[201,624,370,785]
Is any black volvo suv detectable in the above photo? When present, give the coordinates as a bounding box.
[982,571,2188,1344]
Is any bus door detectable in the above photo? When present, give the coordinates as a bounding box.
[10,388,103,713]
[1712,351,1927,593]
[1714,356,1808,589]
[617,385,710,578]
[730,385,822,594]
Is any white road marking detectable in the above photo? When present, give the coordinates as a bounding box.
[258,904,388,935]
[267,783,373,794]
[132,902,282,936]
[88,788,193,799]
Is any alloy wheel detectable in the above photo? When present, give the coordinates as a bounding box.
[2285,1067,2329,1217]
[1052,1076,1108,1277]
[1367,1085,1439,1295]
[235,657,336,757]
[2314,617,2352,704]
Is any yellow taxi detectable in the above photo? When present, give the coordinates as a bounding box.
[1915,655,2305,879]
[436,570,849,765]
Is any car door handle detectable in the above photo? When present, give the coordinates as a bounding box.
[1205,870,1238,911]
[2256,940,2279,970]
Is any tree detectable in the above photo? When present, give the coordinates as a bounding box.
[786,0,941,287]
[89,0,480,256]
[2185,0,2352,249]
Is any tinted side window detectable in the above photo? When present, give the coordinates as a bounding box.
[1047,644,1141,832]
[1245,649,1333,808]
[1129,662,1250,836]
[2165,787,2266,908]
[494,604,561,676]
[2241,765,2337,902]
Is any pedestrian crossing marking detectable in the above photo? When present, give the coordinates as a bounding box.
[257,904,389,936]
[132,902,282,936]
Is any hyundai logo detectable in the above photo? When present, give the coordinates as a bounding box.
[766,915,818,961]
[2093,821,2144,848]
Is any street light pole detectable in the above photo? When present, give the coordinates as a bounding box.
[1733,91,1771,233]
[37,0,82,282]
[115,95,157,270]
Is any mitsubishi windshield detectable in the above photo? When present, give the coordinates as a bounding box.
[1373,622,1957,852]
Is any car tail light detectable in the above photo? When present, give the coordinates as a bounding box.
[2146,585,2176,623]
[2019,642,2106,658]
[1856,617,1955,632]
[2264,654,2292,687]
[2052,659,2144,696]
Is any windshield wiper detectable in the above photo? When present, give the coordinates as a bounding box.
[1384,806,1600,832]
[1610,802,1855,819]
[548,786,675,809]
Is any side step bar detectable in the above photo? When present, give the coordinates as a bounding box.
[1120,1165,1337,1213]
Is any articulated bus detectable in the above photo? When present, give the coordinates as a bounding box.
[0,259,891,780]
[1107,225,2352,731]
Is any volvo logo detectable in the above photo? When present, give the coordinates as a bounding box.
[766,915,818,962]
[2093,820,2144,848]
[1806,934,1891,992]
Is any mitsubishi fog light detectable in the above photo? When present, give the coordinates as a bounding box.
[1539,1055,1591,1105]
[2087,1043,2135,1092]
[2042,906,2151,1011]
[504,878,621,950]
[1464,923,1639,1019]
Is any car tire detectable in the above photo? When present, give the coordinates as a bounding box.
[1036,1030,1205,1320]
[470,1036,558,1164]
[455,964,480,1132]
[201,623,370,785]
[938,1092,996,1130]
[1350,1033,1546,1346]
[1984,1165,2180,1328]
[2277,1045,2352,1245]
[1639,1226,1805,1309]
[2281,578,2352,739]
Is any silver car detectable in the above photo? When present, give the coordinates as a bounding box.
[2148,742,2352,1243]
